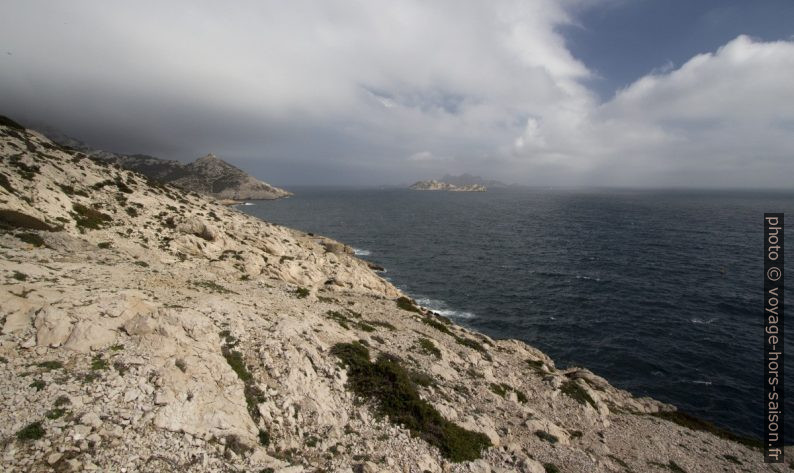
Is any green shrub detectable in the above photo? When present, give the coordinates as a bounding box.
[72,203,111,230]
[54,395,71,407]
[193,280,236,294]
[543,464,560,473]
[295,287,310,298]
[396,296,421,313]
[561,380,597,409]
[12,271,27,281]
[37,360,63,370]
[331,342,491,462]
[16,421,45,441]
[421,317,453,336]
[29,380,45,391]
[97,241,112,249]
[535,430,558,444]
[90,355,108,370]
[417,338,441,359]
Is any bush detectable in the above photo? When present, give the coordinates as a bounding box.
[561,380,597,409]
[331,342,490,462]
[72,203,111,230]
[16,421,45,441]
[417,338,441,359]
[396,296,421,313]
[295,287,310,298]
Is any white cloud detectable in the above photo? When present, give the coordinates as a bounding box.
[0,2,791,187]
[512,35,794,187]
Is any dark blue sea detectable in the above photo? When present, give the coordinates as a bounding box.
[240,187,793,443]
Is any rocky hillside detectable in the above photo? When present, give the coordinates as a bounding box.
[409,180,487,192]
[168,153,292,201]
[32,125,291,201]
[0,116,779,472]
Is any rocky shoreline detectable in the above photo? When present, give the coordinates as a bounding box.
[0,119,782,472]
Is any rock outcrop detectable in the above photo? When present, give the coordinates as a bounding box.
[409,180,487,192]
[31,124,291,201]
[0,118,776,472]
[169,153,292,201]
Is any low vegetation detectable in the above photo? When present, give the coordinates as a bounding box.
[489,382,527,403]
[417,338,441,359]
[396,296,421,313]
[71,203,112,230]
[220,333,265,422]
[16,421,45,441]
[331,341,491,462]
[561,380,597,409]
[651,410,762,450]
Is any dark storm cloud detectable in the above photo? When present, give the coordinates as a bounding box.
[1,1,792,187]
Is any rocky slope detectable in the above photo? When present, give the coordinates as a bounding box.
[168,153,292,201]
[31,125,291,201]
[0,117,780,472]
[409,180,487,192]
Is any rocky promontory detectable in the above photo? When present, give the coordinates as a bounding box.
[0,116,776,472]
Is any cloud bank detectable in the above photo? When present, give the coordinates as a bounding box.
[0,1,792,187]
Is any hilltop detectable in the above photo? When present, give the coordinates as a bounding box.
[0,116,777,472]
[32,125,291,201]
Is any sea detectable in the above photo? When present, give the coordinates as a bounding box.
[240,187,793,443]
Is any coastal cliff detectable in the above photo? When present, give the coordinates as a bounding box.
[0,118,775,472]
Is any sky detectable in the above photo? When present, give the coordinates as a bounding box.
[1,1,793,188]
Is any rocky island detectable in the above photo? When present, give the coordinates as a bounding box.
[0,117,776,472]
[409,180,487,192]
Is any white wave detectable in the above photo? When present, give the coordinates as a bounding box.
[690,317,719,324]
[415,297,476,319]
[353,248,371,256]
[692,380,713,385]
[242,202,255,206]
[575,275,601,282]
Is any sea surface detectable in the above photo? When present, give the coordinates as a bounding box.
[241,187,793,443]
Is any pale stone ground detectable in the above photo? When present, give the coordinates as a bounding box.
[0,123,784,472]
